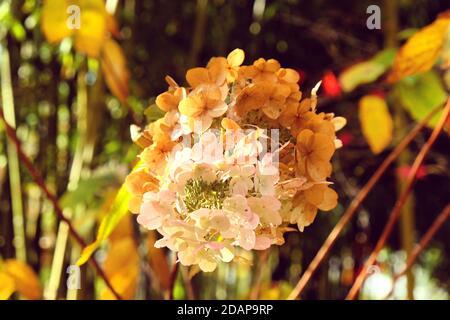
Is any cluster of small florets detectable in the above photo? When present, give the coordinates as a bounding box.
[125,49,345,272]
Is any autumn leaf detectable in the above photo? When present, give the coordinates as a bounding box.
[101,39,130,103]
[339,48,396,92]
[388,11,450,82]
[3,260,42,300]
[0,272,15,300]
[359,95,393,154]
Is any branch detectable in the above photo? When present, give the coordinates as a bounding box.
[346,98,450,300]
[287,103,443,300]
[0,107,123,300]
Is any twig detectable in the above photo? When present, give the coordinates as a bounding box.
[384,202,450,299]
[346,98,450,300]
[0,107,123,300]
[287,103,443,300]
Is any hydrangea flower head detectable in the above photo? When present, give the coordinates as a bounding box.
[125,49,345,272]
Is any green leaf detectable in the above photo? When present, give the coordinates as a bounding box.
[60,174,118,210]
[339,48,397,92]
[394,71,447,127]
[144,103,165,122]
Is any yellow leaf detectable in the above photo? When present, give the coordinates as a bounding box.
[3,260,42,300]
[0,272,16,300]
[101,39,130,102]
[41,0,73,43]
[359,95,393,154]
[41,0,108,58]
[100,237,139,300]
[100,268,138,300]
[388,11,450,82]
[75,8,107,57]
[109,211,134,242]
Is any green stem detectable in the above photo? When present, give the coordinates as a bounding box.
[0,40,26,262]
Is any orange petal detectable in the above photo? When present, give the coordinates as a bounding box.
[317,187,338,211]
[296,129,314,151]
[156,92,178,112]
[186,67,210,88]
[312,133,335,161]
[264,59,281,72]
[306,159,332,181]
[304,185,325,207]
[221,118,241,130]
[278,68,300,83]
[179,96,203,117]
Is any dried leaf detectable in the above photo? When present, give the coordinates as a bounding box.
[101,38,130,103]
[388,11,450,82]
[359,95,393,154]
[3,260,42,300]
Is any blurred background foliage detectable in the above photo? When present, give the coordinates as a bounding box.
[0,0,449,300]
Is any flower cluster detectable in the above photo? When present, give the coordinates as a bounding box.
[125,49,346,271]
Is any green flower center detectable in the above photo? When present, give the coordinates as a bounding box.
[183,178,229,212]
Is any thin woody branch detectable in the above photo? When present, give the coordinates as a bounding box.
[346,98,450,300]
